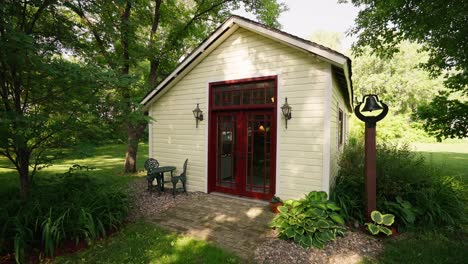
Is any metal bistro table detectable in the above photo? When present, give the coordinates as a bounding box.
[151,166,176,194]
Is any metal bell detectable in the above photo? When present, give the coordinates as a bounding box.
[362,95,383,112]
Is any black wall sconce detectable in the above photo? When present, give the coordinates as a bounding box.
[192,103,204,128]
[281,97,292,129]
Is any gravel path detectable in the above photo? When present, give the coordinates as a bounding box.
[126,179,206,222]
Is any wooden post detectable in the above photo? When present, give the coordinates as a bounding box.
[365,124,377,219]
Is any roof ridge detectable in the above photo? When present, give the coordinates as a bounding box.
[229,14,350,61]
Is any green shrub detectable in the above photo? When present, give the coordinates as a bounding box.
[270,191,346,249]
[330,138,467,229]
[0,165,130,263]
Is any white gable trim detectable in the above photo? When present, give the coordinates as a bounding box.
[322,66,332,196]
[233,19,347,66]
[141,16,352,108]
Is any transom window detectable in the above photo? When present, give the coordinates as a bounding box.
[211,79,275,108]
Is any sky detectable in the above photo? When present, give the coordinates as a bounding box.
[234,0,360,51]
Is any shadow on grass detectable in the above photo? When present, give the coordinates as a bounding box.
[373,231,468,264]
[0,143,149,194]
[54,221,240,264]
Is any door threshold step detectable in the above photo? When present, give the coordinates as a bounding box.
[209,192,269,205]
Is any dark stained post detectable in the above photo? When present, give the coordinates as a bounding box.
[365,124,377,217]
[354,94,388,220]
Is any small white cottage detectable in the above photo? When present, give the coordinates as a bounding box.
[141,16,353,200]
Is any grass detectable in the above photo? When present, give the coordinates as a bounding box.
[0,143,149,191]
[0,143,238,263]
[369,140,468,264]
[54,221,239,264]
[1,141,466,263]
[373,232,467,264]
[413,141,468,183]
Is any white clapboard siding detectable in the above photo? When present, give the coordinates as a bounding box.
[329,76,349,190]
[149,27,329,198]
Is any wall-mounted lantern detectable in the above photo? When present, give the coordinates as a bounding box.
[192,103,203,128]
[354,94,388,220]
[281,97,292,129]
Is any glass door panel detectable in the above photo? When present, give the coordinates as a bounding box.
[215,114,237,191]
[212,110,274,199]
[245,113,272,196]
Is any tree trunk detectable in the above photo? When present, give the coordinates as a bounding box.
[124,133,139,173]
[17,149,31,199]
[124,124,146,173]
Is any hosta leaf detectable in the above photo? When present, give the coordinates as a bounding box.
[311,208,326,217]
[326,202,341,211]
[382,214,395,226]
[306,192,319,202]
[285,227,295,238]
[318,191,328,201]
[378,226,393,236]
[304,235,313,247]
[294,233,302,243]
[277,206,288,214]
[317,230,333,242]
[304,226,316,233]
[283,199,294,206]
[299,235,312,248]
[313,202,328,210]
[371,211,383,224]
[317,220,330,229]
[311,236,325,249]
[336,229,346,237]
[329,213,345,225]
[292,201,302,208]
[366,223,379,235]
[295,227,305,235]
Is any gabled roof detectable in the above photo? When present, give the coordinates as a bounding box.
[141,15,353,111]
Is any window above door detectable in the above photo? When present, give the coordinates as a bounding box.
[210,76,277,110]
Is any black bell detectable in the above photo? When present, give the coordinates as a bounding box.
[362,95,383,112]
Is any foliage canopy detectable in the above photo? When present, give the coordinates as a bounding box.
[343,0,468,140]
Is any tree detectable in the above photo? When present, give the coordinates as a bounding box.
[65,0,287,173]
[351,42,444,142]
[0,1,108,198]
[343,0,468,140]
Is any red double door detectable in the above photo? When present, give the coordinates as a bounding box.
[209,110,276,200]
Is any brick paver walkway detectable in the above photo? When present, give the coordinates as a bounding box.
[150,193,275,260]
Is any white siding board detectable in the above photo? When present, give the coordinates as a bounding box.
[149,28,328,198]
[328,75,350,190]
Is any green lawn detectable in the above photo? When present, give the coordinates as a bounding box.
[369,140,468,264]
[373,232,467,264]
[0,144,238,263]
[0,143,149,191]
[1,141,467,263]
[413,141,468,183]
[54,221,239,264]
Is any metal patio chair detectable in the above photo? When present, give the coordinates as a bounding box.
[144,158,160,193]
[170,159,188,198]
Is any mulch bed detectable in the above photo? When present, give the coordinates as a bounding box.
[255,231,384,264]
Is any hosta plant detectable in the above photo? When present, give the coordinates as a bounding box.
[365,211,395,236]
[270,191,346,249]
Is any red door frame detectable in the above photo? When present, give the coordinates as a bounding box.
[207,76,277,200]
